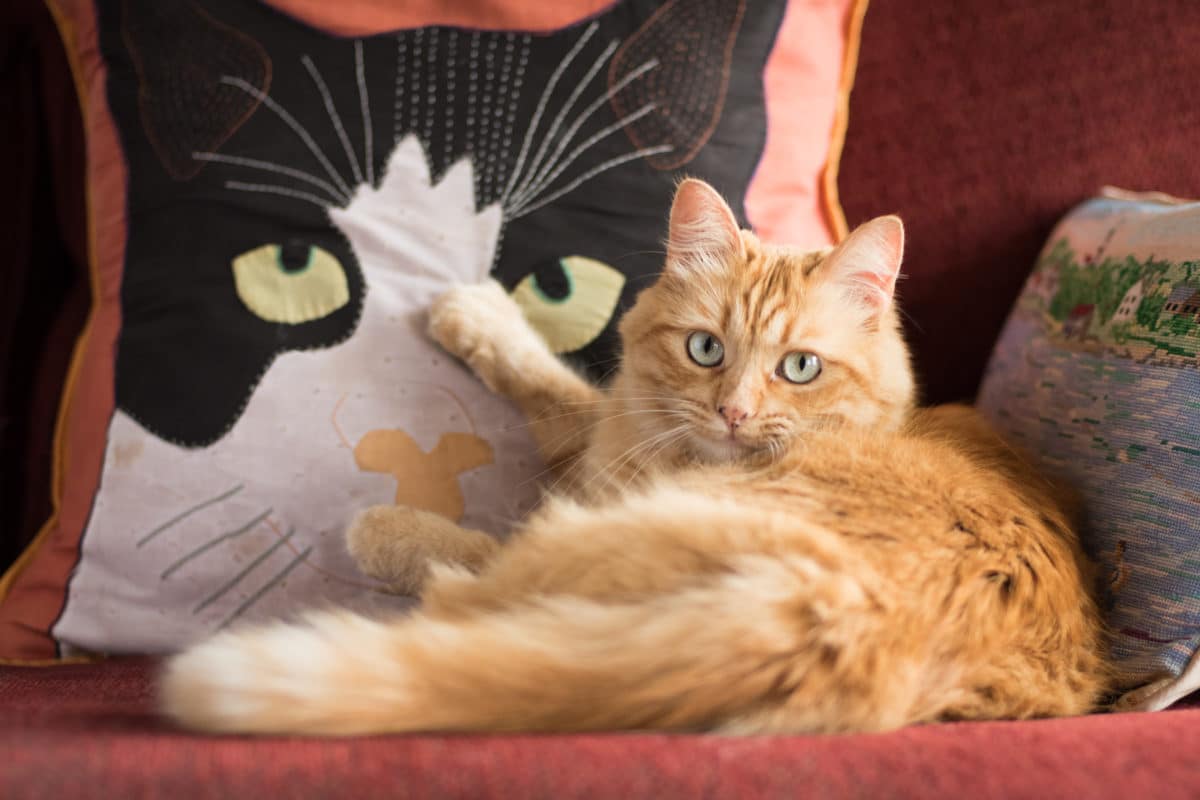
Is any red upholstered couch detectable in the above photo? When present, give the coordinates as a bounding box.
[5,1,1200,797]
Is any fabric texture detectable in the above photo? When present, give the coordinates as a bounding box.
[0,0,88,579]
[4,658,1200,799]
[978,192,1200,712]
[838,0,1200,405]
[1,0,863,661]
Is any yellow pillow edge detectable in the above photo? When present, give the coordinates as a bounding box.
[822,0,870,243]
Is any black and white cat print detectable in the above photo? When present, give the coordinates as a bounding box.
[56,0,793,653]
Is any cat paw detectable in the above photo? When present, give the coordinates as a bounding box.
[346,504,499,596]
[428,280,545,389]
[346,505,440,595]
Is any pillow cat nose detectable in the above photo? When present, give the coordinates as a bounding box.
[717,405,750,429]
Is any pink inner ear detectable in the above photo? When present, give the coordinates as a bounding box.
[667,179,744,263]
[848,268,899,307]
[831,215,904,311]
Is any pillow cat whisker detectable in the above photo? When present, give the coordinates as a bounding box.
[499,21,600,203]
[300,53,367,186]
[190,152,350,205]
[207,27,670,236]
[504,36,622,203]
[220,180,335,212]
[219,75,355,200]
[506,144,674,222]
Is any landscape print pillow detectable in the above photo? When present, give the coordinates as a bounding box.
[978,191,1200,710]
[0,0,863,659]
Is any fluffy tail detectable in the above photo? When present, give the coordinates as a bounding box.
[162,557,902,736]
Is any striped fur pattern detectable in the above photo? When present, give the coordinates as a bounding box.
[162,180,1109,736]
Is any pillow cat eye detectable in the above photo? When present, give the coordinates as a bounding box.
[232,241,349,324]
[686,331,724,367]
[778,351,822,384]
[510,255,626,354]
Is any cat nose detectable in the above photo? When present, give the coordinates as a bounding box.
[718,405,749,429]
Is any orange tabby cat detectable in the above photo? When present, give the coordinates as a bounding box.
[162,180,1108,736]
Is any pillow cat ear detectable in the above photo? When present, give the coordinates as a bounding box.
[820,215,905,317]
[664,178,746,278]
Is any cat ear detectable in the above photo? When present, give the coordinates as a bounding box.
[665,179,745,278]
[821,215,905,315]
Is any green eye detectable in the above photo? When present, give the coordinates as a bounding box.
[778,352,822,384]
[687,331,724,367]
[510,255,626,354]
[232,241,349,324]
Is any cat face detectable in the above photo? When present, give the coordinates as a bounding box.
[618,180,916,463]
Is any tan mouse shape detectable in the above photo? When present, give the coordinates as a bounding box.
[354,428,494,521]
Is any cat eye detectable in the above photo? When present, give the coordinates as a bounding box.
[778,352,822,384]
[686,331,725,367]
[510,255,626,354]
[232,241,349,324]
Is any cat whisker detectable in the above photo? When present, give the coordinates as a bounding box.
[508,56,659,207]
[506,409,690,489]
[505,38,620,203]
[582,353,625,367]
[554,395,699,408]
[528,399,701,430]
[221,76,354,199]
[527,408,690,459]
[192,152,349,205]
[518,414,647,497]
[512,405,690,431]
[301,54,365,186]
[224,181,334,211]
[192,528,297,614]
[136,484,245,548]
[584,421,688,496]
[515,460,571,494]
[355,40,374,186]
[490,407,683,450]
[215,546,312,631]
[500,22,599,203]
[511,410,673,491]
[538,428,638,497]
[894,299,925,335]
[498,408,596,431]
[615,249,669,261]
[510,99,658,212]
[161,508,274,581]
[614,421,689,470]
[535,394,701,410]
[506,144,674,221]
[621,426,691,493]
[522,450,587,497]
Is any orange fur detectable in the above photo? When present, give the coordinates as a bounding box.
[162,180,1109,736]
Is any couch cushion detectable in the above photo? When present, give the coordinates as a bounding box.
[4,659,1200,799]
[838,0,1200,405]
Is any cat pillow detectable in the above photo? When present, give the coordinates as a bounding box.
[978,189,1200,711]
[0,0,865,660]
